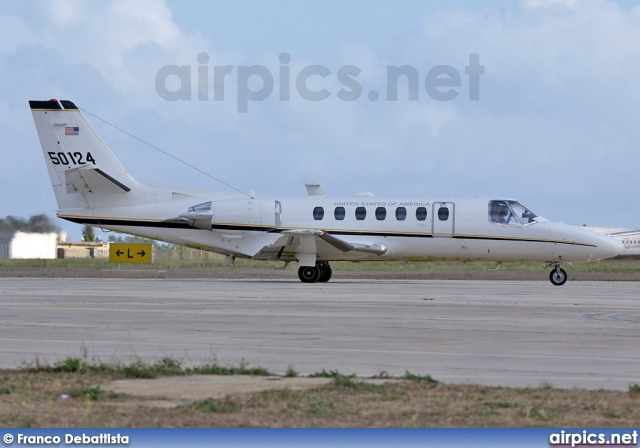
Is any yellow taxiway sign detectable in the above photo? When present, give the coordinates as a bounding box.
[109,243,153,263]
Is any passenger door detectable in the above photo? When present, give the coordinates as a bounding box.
[432,202,455,237]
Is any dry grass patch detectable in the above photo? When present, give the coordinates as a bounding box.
[1,360,639,427]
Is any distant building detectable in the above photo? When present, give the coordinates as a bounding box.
[56,242,110,259]
[0,232,10,258]
[0,231,58,259]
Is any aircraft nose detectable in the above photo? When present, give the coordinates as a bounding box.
[593,234,623,260]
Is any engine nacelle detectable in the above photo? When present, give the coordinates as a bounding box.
[213,198,280,229]
[180,199,281,231]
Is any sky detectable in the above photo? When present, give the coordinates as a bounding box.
[1,0,640,240]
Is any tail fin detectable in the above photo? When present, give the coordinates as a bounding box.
[30,99,136,210]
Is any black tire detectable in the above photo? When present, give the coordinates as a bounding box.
[549,268,567,286]
[318,265,332,282]
[298,265,321,283]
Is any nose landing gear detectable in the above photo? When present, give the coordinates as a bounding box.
[549,263,568,286]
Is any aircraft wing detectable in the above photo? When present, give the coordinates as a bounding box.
[252,229,387,262]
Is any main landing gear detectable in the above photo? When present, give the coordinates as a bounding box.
[298,262,332,283]
[549,263,568,286]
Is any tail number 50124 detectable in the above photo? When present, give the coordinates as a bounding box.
[48,151,96,166]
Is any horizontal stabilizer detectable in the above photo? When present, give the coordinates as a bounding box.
[65,167,130,194]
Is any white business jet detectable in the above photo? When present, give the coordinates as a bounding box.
[583,227,640,256]
[30,99,622,285]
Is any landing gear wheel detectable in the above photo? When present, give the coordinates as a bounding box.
[549,267,567,286]
[318,264,332,282]
[298,265,321,283]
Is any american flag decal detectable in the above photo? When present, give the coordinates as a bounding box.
[65,126,79,135]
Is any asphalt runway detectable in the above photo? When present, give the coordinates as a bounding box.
[0,278,638,390]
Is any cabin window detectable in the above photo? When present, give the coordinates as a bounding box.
[437,206,449,221]
[375,207,386,220]
[334,207,345,220]
[416,207,427,221]
[313,207,324,220]
[395,207,407,221]
[355,207,367,220]
[489,200,540,226]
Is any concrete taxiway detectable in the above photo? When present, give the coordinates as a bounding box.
[0,278,638,390]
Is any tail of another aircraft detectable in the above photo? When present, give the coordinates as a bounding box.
[30,99,138,211]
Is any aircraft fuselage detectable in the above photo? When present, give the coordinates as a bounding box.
[58,193,621,265]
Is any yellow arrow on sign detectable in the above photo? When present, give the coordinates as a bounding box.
[109,243,153,263]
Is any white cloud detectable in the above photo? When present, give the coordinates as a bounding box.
[0,14,35,52]
[522,0,579,9]
[399,102,458,138]
[47,0,86,28]
[1,0,208,101]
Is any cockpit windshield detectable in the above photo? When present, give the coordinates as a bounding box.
[488,200,544,226]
